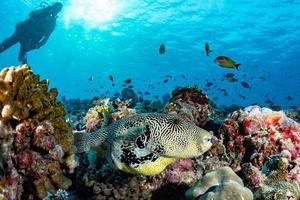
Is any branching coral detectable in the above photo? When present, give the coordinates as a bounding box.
[185,166,253,200]
[165,86,211,127]
[0,65,76,199]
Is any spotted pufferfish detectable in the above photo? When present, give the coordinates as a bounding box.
[74,113,212,176]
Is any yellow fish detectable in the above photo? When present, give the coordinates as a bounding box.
[214,56,241,69]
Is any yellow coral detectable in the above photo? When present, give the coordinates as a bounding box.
[0,65,76,198]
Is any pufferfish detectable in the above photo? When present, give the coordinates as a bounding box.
[74,113,212,176]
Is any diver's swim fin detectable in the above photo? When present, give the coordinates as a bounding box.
[0,35,18,54]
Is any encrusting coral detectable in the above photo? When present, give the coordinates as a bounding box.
[0,65,76,199]
[185,166,253,200]
[165,86,211,127]
[219,105,300,170]
[242,153,300,200]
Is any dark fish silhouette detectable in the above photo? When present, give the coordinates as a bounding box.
[265,99,273,104]
[165,75,172,78]
[243,74,247,77]
[122,84,126,87]
[128,85,133,88]
[259,76,266,81]
[109,75,114,82]
[145,91,151,95]
[205,42,212,56]
[205,82,213,87]
[287,96,293,100]
[100,86,104,89]
[224,73,235,78]
[226,77,238,83]
[112,83,115,87]
[241,81,250,88]
[239,94,246,99]
[138,91,142,95]
[164,79,169,83]
[124,79,132,84]
[270,105,282,111]
[159,44,166,54]
[89,77,93,81]
[181,75,186,79]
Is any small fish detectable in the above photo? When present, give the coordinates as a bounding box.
[243,74,247,77]
[259,76,266,81]
[122,84,127,87]
[138,91,142,95]
[114,93,120,96]
[165,75,172,78]
[163,79,169,83]
[205,82,213,87]
[226,77,238,83]
[239,94,246,99]
[270,105,282,111]
[112,83,115,87]
[204,42,212,56]
[159,44,166,54]
[214,56,241,69]
[109,75,114,82]
[241,81,250,89]
[290,106,300,110]
[128,85,133,88]
[124,79,132,84]
[287,96,293,100]
[100,86,104,89]
[153,95,159,99]
[181,75,186,79]
[265,99,273,104]
[89,77,93,81]
[224,73,235,78]
[145,91,151,95]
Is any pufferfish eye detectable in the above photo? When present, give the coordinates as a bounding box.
[203,136,212,144]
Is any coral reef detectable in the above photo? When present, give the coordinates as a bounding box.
[185,166,253,200]
[120,88,138,107]
[84,98,111,132]
[0,65,76,199]
[220,105,300,170]
[165,86,211,127]
[242,154,300,200]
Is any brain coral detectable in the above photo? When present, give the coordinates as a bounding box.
[185,166,253,200]
[0,65,76,199]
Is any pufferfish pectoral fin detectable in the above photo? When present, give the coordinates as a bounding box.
[121,124,151,149]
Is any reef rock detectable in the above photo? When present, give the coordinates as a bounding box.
[165,86,211,127]
[185,166,253,200]
[0,65,76,199]
[220,105,300,170]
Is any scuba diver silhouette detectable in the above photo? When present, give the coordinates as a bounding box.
[0,2,63,64]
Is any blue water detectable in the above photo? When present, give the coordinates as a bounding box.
[0,0,299,108]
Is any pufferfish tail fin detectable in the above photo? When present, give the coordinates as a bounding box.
[74,130,90,153]
[74,129,109,153]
